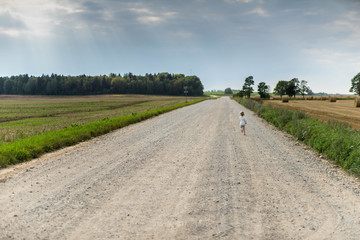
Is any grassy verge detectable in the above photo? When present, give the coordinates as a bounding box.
[0,99,205,168]
[234,97,360,175]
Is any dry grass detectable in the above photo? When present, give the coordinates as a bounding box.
[264,99,360,129]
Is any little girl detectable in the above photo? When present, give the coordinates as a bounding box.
[239,111,247,135]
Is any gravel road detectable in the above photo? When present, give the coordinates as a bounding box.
[1,97,360,239]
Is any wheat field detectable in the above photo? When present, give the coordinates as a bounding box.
[264,98,360,129]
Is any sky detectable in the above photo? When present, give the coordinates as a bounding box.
[0,0,360,94]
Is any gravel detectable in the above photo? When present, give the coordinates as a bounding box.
[1,97,360,239]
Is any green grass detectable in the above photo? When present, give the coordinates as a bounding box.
[0,95,205,168]
[234,97,360,175]
[0,95,202,144]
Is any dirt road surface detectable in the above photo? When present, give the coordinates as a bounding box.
[1,97,360,239]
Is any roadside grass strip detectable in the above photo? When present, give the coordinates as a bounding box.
[0,99,205,168]
[234,98,360,175]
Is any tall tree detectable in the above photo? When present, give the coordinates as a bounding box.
[3,79,13,94]
[257,82,270,98]
[287,78,300,98]
[350,72,360,95]
[242,76,254,98]
[273,80,288,98]
[299,80,311,99]
[185,75,204,96]
[224,88,233,94]
[24,77,37,94]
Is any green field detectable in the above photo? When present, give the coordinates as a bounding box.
[0,94,206,167]
[0,95,204,145]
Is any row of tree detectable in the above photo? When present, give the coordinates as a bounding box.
[233,71,360,98]
[233,76,311,99]
[0,72,204,96]
[234,76,271,99]
[273,78,311,98]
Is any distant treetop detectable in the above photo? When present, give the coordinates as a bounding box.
[0,72,204,96]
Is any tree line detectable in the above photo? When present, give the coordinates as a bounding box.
[0,72,204,96]
[232,72,360,99]
[233,76,311,99]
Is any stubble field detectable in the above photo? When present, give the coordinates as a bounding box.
[264,98,360,129]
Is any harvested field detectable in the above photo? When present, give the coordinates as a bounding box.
[264,99,360,129]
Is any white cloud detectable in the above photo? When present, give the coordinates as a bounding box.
[331,14,360,46]
[0,1,79,37]
[163,12,177,17]
[246,7,270,17]
[0,10,28,37]
[0,27,23,37]
[128,7,177,25]
[348,11,360,21]
[302,48,358,66]
[129,8,154,15]
[137,16,165,24]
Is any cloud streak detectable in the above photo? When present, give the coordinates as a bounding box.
[245,8,270,17]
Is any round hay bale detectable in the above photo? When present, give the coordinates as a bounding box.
[306,96,313,100]
[254,96,261,101]
[354,96,360,107]
[321,96,327,101]
[282,96,289,103]
[329,96,337,102]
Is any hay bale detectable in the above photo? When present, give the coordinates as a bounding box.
[321,96,327,101]
[254,96,261,101]
[282,96,289,103]
[306,96,313,100]
[329,96,337,102]
[355,97,360,107]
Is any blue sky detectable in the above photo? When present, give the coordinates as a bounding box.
[0,0,359,94]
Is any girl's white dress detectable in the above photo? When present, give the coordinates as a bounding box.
[239,116,247,127]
